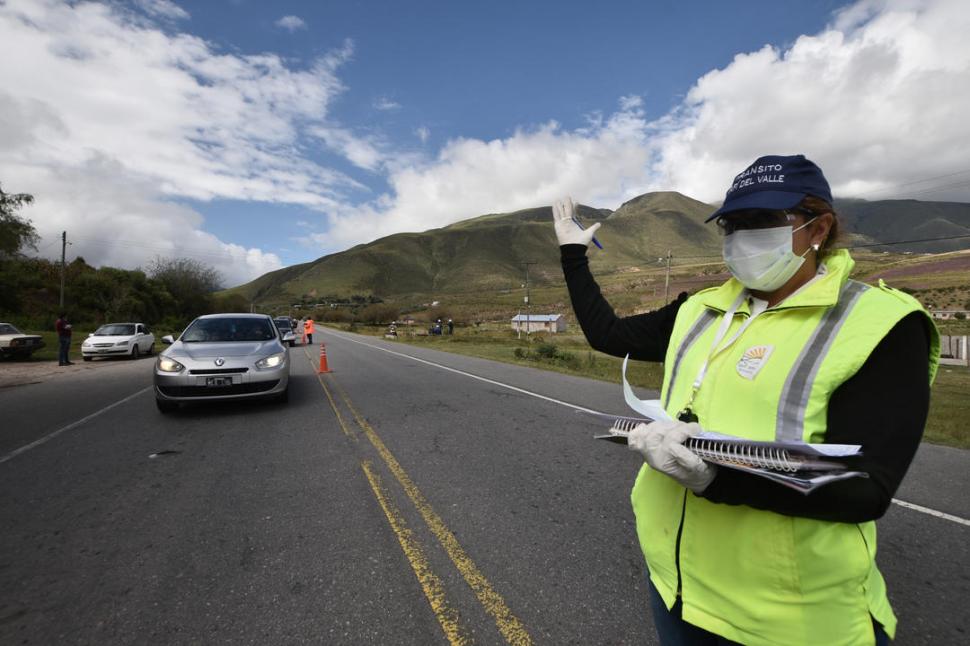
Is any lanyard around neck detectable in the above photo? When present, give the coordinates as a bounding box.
[682,290,764,413]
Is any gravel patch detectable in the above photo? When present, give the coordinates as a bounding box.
[0,358,138,389]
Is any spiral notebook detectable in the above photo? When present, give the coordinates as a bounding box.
[589,412,867,494]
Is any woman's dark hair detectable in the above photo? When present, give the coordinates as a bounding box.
[798,195,840,259]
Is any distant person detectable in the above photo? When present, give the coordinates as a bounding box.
[55,312,73,366]
[553,154,939,645]
[304,317,314,344]
[447,319,454,335]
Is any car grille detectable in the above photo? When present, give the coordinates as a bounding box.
[94,343,114,348]
[188,368,250,375]
[158,381,278,397]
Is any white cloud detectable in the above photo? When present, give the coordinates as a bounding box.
[619,94,644,111]
[275,15,306,32]
[374,96,401,111]
[311,0,970,254]
[415,126,430,143]
[647,0,970,204]
[134,0,189,21]
[0,0,374,283]
[315,102,652,249]
[308,126,386,172]
[12,156,282,286]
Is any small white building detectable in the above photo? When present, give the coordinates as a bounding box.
[940,335,970,367]
[931,310,969,320]
[511,314,566,334]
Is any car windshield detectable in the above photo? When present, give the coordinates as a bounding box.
[274,320,292,331]
[181,318,276,343]
[0,324,21,335]
[95,324,136,336]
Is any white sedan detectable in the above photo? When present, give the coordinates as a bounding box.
[0,322,46,359]
[82,323,155,360]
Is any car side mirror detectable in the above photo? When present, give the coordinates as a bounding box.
[162,335,175,344]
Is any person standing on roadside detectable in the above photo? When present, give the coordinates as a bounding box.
[447,318,454,335]
[304,317,314,345]
[553,154,939,645]
[55,312,73,366]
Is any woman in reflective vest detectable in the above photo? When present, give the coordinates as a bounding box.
[554,155,939,645]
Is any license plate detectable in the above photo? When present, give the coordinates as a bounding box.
[205,376,232,387]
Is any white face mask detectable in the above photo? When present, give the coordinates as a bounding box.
[722,219,816,291]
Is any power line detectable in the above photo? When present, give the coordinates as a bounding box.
[850,168,970,199]
[846,233,970,249]
[853,169,970,194]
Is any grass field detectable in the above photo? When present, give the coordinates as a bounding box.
[335,323,970,450]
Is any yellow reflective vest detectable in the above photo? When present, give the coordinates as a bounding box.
[632,250,939,646]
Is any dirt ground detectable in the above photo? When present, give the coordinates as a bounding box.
[0,358,128,389]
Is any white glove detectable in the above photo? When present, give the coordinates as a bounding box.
[552,196,601,247]
[628,420,716,493]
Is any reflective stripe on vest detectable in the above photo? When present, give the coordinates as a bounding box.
[663,310,718,409]
[774,279,870,442]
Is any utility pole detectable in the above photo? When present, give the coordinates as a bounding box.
[663,250,672,304]
[59,231,67,309]
[522,261,537,339]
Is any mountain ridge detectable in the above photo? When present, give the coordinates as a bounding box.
[225,192,970,305]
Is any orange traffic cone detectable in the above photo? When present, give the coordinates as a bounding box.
[318,343,331,373]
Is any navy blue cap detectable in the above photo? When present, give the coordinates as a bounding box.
[706,154,832,222]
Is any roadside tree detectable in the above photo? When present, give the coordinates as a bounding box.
[0,183,37,258]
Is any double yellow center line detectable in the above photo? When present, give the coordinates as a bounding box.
[303,347,532,646]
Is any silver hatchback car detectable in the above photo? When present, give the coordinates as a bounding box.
[154,313,290,413]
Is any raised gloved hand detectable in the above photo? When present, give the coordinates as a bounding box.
[552,196,601,247]
[628,420,716,493]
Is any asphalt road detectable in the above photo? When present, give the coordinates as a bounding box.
[0,331,967,645]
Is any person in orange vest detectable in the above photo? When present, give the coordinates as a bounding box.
[303,317,314,344]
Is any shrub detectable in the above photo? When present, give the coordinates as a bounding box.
[358,303,400,324]
[320,309,352,323]
[536,342,558,359]
[557,349,580,369]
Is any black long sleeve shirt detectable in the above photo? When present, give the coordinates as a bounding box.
[562,244,932,523]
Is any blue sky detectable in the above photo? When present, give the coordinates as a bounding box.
[194,0,844,256]
[2,0,968,286]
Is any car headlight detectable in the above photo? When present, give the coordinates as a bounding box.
[157,356,185,372]
[255,352,286,369]
[115,340,130,346]
[82,340,92,347]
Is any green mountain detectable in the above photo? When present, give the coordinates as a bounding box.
[228,191,721,304]
[835,198,970,253]
[226,192,970,305]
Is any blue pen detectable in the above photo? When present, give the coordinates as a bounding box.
[572,216,604,250]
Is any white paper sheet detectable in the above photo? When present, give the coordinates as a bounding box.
[621,354,673,422]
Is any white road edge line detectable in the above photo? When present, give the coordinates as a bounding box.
[890,499,970,527]
[0,386,153,465]
[321,329,605,416]
[323,328,970,529]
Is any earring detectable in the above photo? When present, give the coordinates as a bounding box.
[811,242,821,252]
